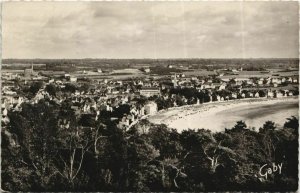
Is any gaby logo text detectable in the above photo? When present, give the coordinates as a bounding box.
[259,163,283,180]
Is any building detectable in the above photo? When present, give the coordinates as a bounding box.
[70,77,77,82]
[24,64,34,77]
[24,69,33,77]
[144,68,151,73]
[218,83,226,90]
[140,87,160,97]
[267,90,274,98]
[258,80,263,85]
[144,101,158,115]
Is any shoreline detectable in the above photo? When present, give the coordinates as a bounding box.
[148,96,299,127]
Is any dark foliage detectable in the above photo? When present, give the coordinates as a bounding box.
[1,101,298,191]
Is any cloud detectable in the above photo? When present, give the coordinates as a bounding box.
[2,1,298,59]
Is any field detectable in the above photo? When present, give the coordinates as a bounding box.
[182,69,216,76]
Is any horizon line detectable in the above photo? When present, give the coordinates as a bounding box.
[2,57,299,60]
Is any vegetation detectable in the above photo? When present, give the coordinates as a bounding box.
[3,58,299,72]
[1,100,298,191]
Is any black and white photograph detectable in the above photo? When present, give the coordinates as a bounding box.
[1,1,299,192]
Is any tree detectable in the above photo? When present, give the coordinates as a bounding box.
[24,81,44,98]
[112,104,131,118]
[79,114,96,127]
[64,83,77,93]
[54,125,92,190]
[284,116,298,130]
[258,90,267,97]
[45,83,58,97]
[259,121,276,132]
[79,83,90,93]
[231,121,247,131]
[4,101,60,191]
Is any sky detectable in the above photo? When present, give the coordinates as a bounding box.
[2,1,299,59]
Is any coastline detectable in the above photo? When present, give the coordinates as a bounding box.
[148,96,299,130]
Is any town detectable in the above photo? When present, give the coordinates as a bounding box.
[2,59,299,130]
[2,1,299,191]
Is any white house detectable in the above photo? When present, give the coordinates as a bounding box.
[218,84,226,90]
[267,91,274,98]
[70,77,77,82]
[276,91,283,98]
[258,80,263,85]
[231,93,237,99]
[144,101,158,115]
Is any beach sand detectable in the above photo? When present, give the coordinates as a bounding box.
[148,97,299,133]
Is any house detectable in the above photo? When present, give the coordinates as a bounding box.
[283,90,289,97]
[258,80,263,85]
[3,95,24,107]
[265,77,271,84]
[201,83,212,89]
[271,78,281,84]
[231,93,237,99]
[140,87,160,97]
[292,76,298,83]
[209,94,213,102]
[2,108,8,116]
[143,82,152,87]
[83,103,91,112]
[246,79,254,86]
[106,105,113,112]
[118,116,130,128]
[75,90,81,96]
[24,68,33,77]
[144,68,151,73]
[70,77,77,82]
[152,81,159,87]
[34,90,47,101]
[139,106,145,116]
[276,91,283,98]
[267,90,274,98]
[49,79,55,83]
[144,101,158,115]
[137,80,144,86]
[130,107,139,116]
[218,83,226,90]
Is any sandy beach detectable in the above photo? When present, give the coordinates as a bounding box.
[147,97,299,132]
